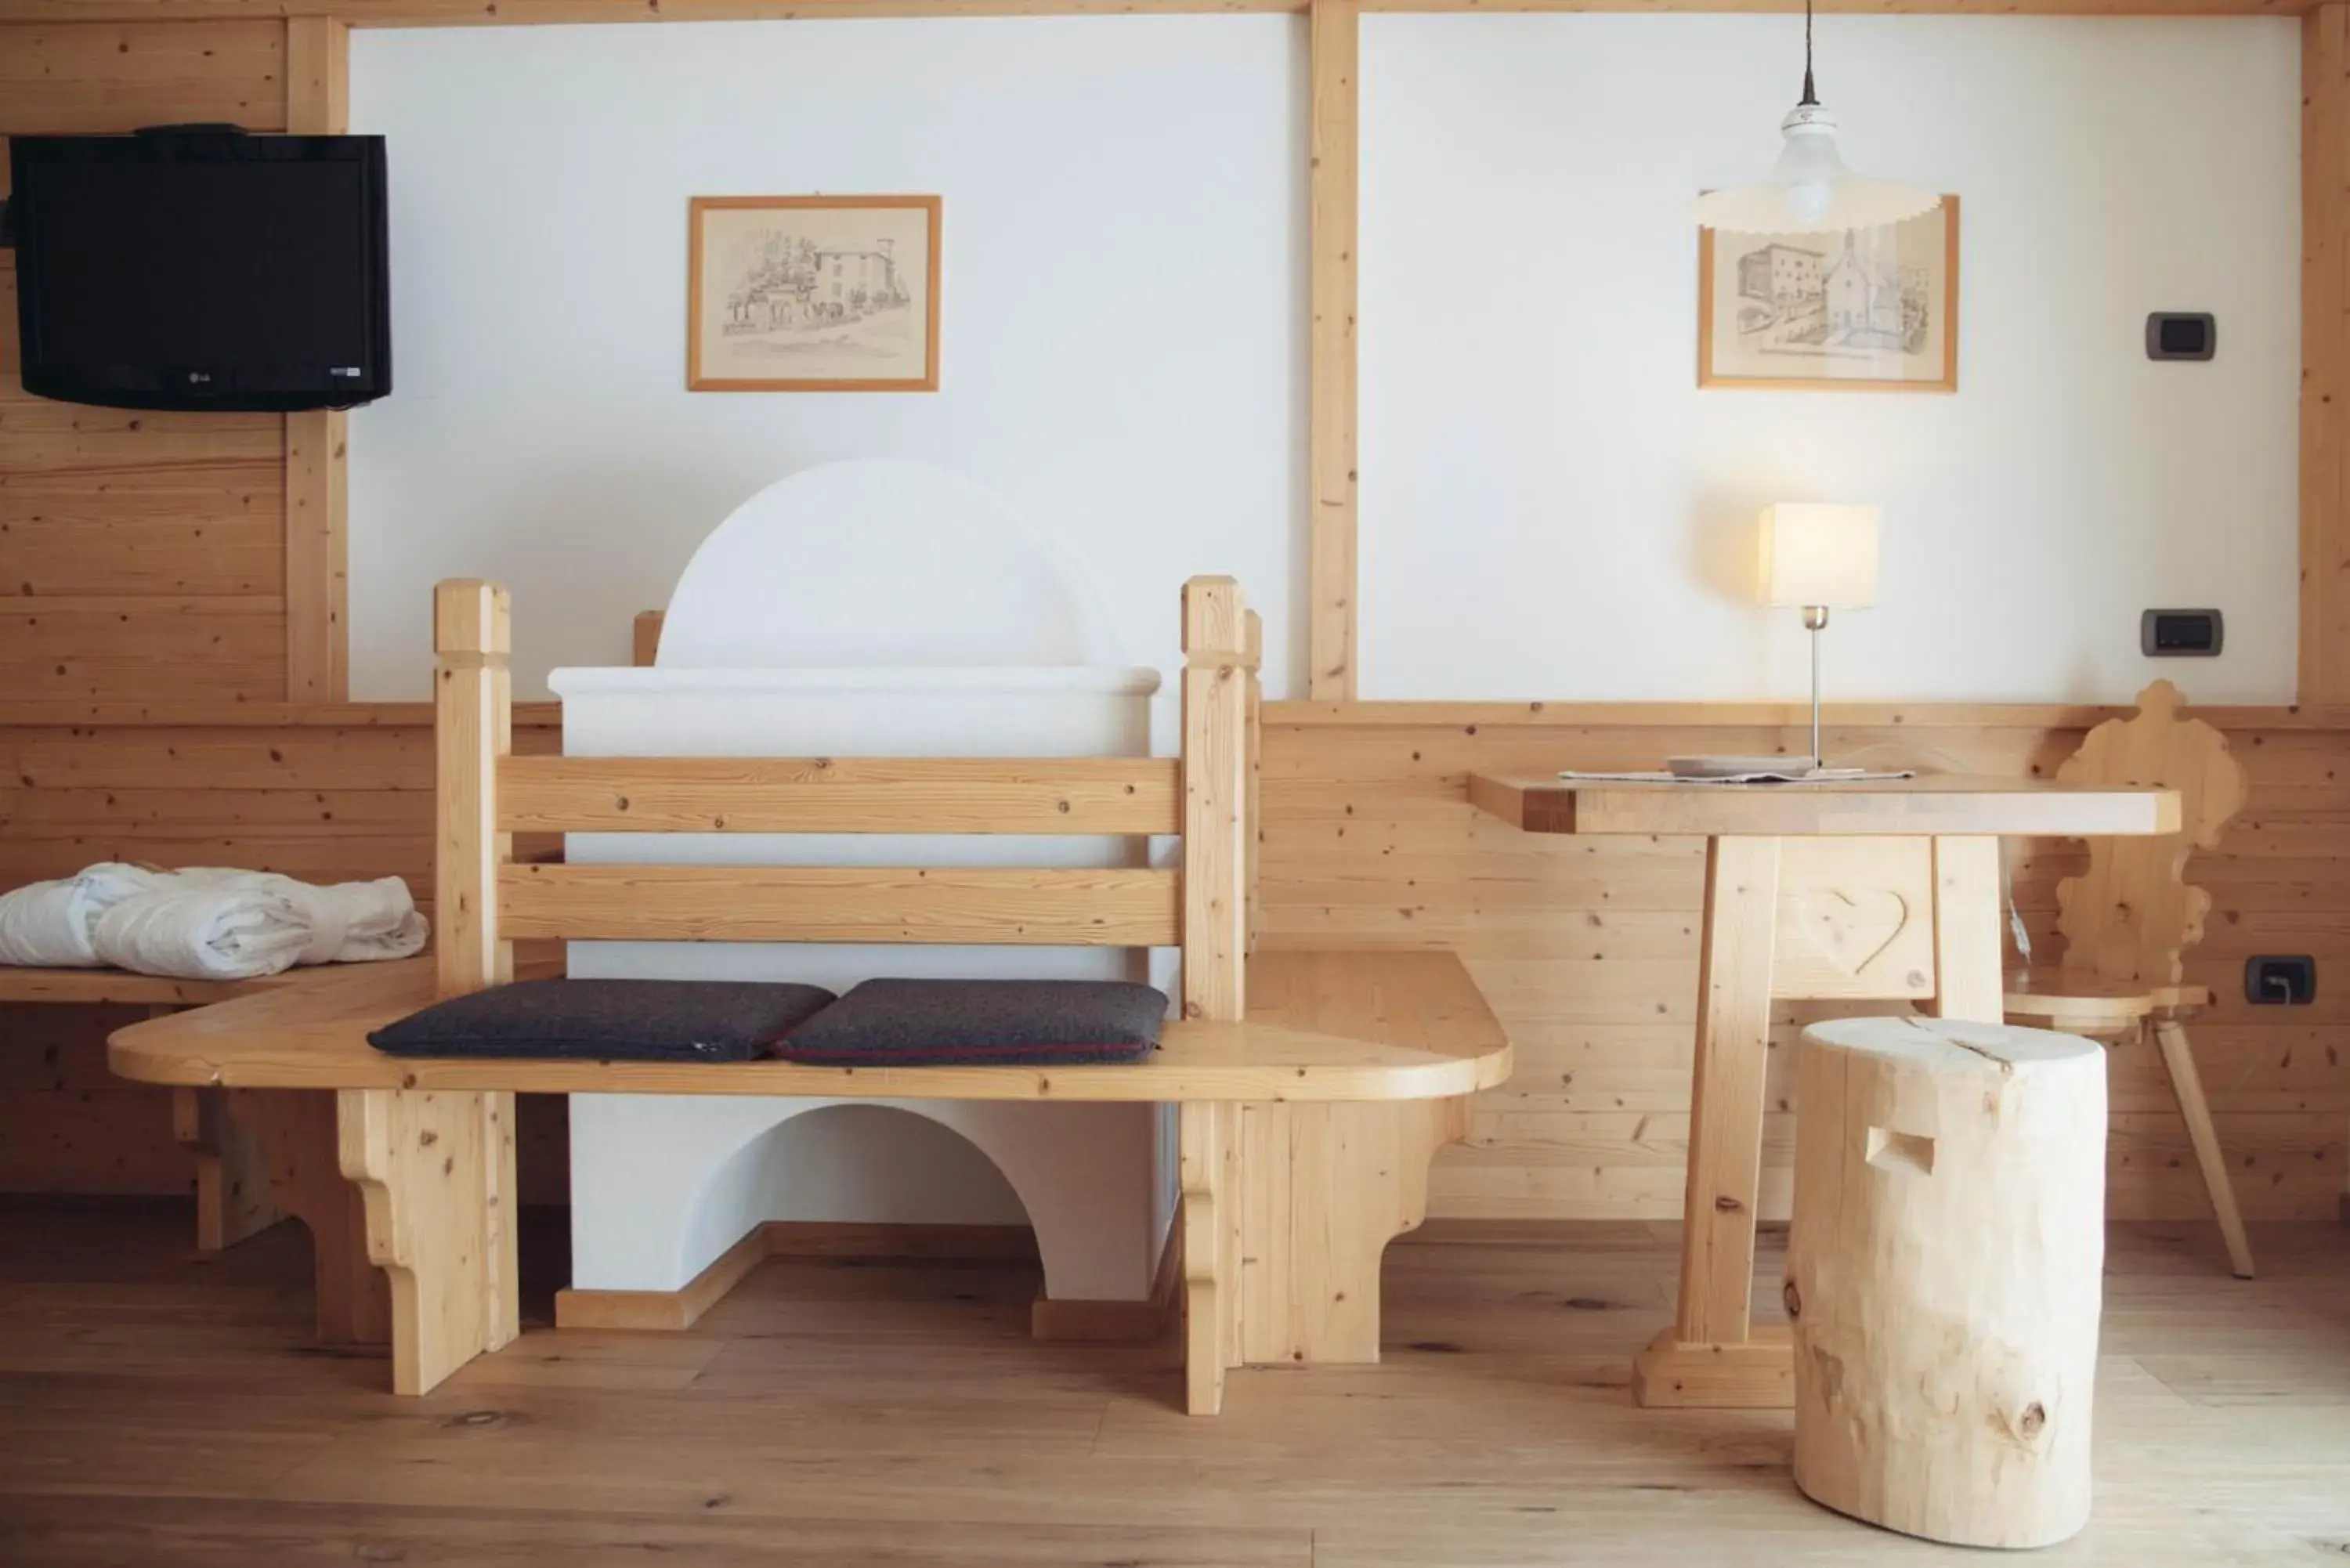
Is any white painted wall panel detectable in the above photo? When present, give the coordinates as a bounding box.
[1360,16,2301,702]
[349,17,1307,701]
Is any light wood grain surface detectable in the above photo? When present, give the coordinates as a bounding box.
[497,754,1182,836]
[0,969,307,1007]
[107,950,1513,1103]
[0,19,292,706]
[0,1201,2342,1566]
[1307,0,1360,700]
[0,0,2316,22]
[1265,708,2346,1230]
[494,862,1185,947]
[1468,772,2182,838]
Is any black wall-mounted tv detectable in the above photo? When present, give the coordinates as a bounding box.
[8,127,390,413]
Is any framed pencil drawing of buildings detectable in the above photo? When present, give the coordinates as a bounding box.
[689,195,942,392]
[1697,198,1958,392]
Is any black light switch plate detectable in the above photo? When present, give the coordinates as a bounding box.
[2142,609,2223,657]
[2246,956,2315,1006]
[2147,313,2216,360]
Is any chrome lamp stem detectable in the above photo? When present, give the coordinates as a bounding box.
[1802,605,1830,770]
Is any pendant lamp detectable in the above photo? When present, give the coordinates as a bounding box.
[1692,0,1940,235]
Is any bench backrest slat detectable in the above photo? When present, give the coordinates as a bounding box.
[1180,578,1249,1024]
[496,755,1182,836]
[498,864,1180,946]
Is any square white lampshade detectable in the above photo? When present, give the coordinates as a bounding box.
[1758,504,1880,609]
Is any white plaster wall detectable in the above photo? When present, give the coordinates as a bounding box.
[354,16,2299,710]
[1359,16,2301,703]
[347,17,1306,709]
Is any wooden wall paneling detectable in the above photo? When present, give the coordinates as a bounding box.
[1257,705,2350,1223]
[0,1007,186,1194]
[0,595,287,700]
[284,16,351,701]
[0,708,565,1200]
[1,260,283,598]
[2305,4,2349,705]
[1307,0,1360,700]
[283,412,347,699]
[0,17,297,706]
[0,21,287,130]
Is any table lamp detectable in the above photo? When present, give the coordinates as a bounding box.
[1759,503,1879,770]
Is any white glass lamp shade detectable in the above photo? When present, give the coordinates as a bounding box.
[1759,503,1880,609]
[1694,104,1942,235]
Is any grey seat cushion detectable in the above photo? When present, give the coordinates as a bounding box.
[776,978,1168,1067]
[368,978,837,1063]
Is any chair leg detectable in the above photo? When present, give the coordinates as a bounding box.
[2149,1018,2255,1280]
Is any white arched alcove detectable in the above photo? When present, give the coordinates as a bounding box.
[553,461,1176,1306]
[570,1098,1161,1303]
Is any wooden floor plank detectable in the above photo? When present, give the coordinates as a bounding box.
[0,1201,2341,1564]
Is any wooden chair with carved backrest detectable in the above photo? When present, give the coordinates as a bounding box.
[2002,679,2254,1278]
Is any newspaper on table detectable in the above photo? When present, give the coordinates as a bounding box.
[1556,767,1918,785]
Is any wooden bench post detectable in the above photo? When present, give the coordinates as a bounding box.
[1179,576,1250,1415]
[335,580,522,1396]
[435,578,515,1003]
[1176,583,1466,1413]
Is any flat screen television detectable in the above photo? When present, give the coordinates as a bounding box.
[8,127,390,412]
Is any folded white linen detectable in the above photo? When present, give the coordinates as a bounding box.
[88,869,431,981]
[92,880,312,981]
[0,862,430,981]
[0,863,168,968]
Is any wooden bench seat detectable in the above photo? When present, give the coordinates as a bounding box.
[0,967,312,1009]
[111,949,1506,1102]
[105,574,1514,1414]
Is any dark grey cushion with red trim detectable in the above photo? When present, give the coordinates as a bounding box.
[776,978,1168,1067]
[368,978,838,1062]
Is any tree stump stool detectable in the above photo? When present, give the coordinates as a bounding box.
[1785,1016,2107,1549]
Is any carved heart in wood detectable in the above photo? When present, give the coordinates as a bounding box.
[1799,887,1911,977]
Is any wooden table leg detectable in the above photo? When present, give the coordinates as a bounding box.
[1633,834,1794,1409]
[1924,835,2006,1023]
[338,1087,519,1396]
[227,1089,391,1347]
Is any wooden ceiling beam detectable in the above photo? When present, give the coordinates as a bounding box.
[0,0,2311,25]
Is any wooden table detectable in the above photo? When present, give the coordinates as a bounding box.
[1466,774,2180,1409]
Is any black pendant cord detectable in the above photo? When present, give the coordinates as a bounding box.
[1799,0,1819,107]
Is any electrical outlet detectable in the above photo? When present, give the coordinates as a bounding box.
[2142,609,2223,657]
[2146,312,2217,361]
[2245,956,2315,1006]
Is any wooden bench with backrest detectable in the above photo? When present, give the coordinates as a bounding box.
[109,574,1513,1414]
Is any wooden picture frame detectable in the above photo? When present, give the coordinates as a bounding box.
[688,195,942,392]
[1698,197,1959,393]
